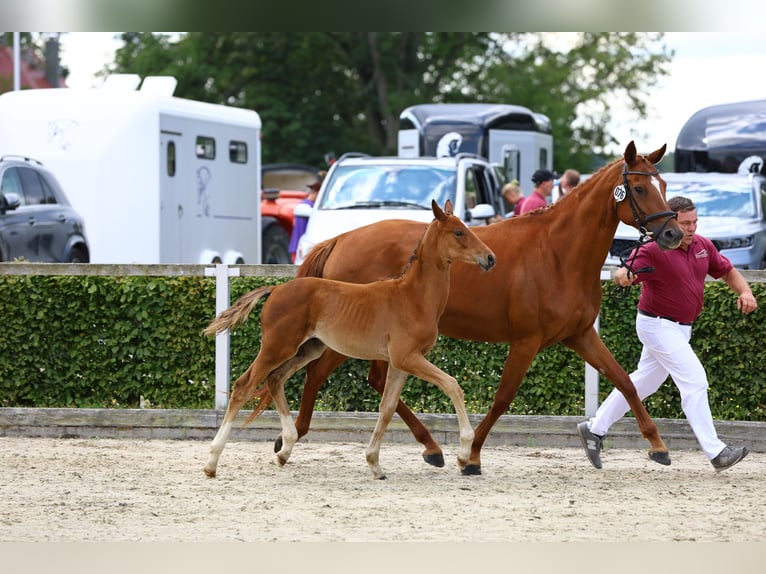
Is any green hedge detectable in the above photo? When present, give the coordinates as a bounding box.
[1,273,764,421]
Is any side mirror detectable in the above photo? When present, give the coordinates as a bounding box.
[294,202,313,218]
[1,192,21,212]
[468,203,496,223]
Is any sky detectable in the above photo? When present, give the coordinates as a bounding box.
[57,32,765,155]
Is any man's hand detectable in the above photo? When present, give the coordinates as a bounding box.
[612,266,636,287]
[737,291,758,314]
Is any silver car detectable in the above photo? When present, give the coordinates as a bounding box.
[607,172,766,269]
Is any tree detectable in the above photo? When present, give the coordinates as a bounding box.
[478,33,673,170]
[105,32,672,173]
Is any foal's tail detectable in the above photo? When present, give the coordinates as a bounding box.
[242,385,273,427]
[203,286,274,336]
[296,236,339,279]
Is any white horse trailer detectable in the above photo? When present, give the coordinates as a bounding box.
[0,75,262,264]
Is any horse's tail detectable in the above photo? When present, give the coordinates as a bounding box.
[296,237,339,279]
[242,385,273,427]
[203,286,274,336]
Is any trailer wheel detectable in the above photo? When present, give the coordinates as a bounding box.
[262,224,291,264]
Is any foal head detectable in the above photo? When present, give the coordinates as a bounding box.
[429,199,496,271]
[614,141,683,250]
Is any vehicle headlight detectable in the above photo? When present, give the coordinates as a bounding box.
[713,236,754,249]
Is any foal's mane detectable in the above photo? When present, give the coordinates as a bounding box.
[393,219,432,279]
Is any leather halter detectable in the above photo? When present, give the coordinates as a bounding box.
[619,163,677,236]
[615,163,678,276]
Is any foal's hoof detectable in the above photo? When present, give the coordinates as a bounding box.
[461,464,482,476]
[274,436,283,453]
[423,452,445,468]
[649,451,671,466]
[203,467,216,478]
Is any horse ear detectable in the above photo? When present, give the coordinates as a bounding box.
[431,199,447,221]
[624,141,637,164]
[444,199,454,216]
[647,143,667,165]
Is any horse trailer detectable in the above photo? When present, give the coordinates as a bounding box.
[397,103,554,189]
[0,75,262,264]
[675,98,766,175]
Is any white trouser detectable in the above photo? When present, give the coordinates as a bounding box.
[588,313,726,459]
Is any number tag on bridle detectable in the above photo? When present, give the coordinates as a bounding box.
[613,185,626,202]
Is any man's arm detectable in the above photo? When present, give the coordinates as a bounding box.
[721,268,758,314]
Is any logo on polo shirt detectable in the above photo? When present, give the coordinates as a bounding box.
[695,249,708,259]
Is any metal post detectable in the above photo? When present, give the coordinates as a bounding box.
[13,32,20,91]
[584,314,600,417]
[204,264,241,410]
[585,268,613,417]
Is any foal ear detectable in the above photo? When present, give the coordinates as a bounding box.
[443,199,454,216]
[431,199,447,221]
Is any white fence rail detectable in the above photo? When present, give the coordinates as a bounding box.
[3,263,765,415]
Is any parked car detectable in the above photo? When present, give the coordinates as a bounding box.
[606,172,766,269]
[260,163,317,264]
[0,155,90,262]
[294,153,503,264]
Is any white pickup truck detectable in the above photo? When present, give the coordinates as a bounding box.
[294,152,506,264]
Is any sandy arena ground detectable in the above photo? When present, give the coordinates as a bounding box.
[1,436,764,544]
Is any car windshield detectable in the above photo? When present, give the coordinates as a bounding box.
[317,164,456,210]
[666,180,757,218]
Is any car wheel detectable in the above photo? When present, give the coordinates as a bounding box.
[262,224,291,264]
[67,247,88,263]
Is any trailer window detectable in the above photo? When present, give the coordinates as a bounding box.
[229,141,248,164]
[195,136,216,160]
[166,141,176,176]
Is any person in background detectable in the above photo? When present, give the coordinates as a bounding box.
[577,195,757,472]
[552,168,581,203]
[490,179,524,222]
[288,170,325,262]
[519,169,554,214]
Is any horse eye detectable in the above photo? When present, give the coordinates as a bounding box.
[454,230,464,237]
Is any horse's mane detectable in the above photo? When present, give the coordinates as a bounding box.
[519,156,621,217]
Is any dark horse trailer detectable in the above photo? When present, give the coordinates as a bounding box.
[675,99,766,175]
[398,103,553,188]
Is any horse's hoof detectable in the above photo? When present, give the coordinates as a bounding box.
[274,436,283,453]
[377,475,387,480]
[203,468,216,478]
[423,452,445,468]
[461,464,482,476]
[649,451,671,466]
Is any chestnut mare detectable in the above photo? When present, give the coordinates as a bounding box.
[274,142,684,475]
[203,200,496,479]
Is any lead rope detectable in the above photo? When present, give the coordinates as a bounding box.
[611,238,654,299]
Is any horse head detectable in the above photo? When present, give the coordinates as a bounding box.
[614,141,683,251]
[431,199,496,271]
